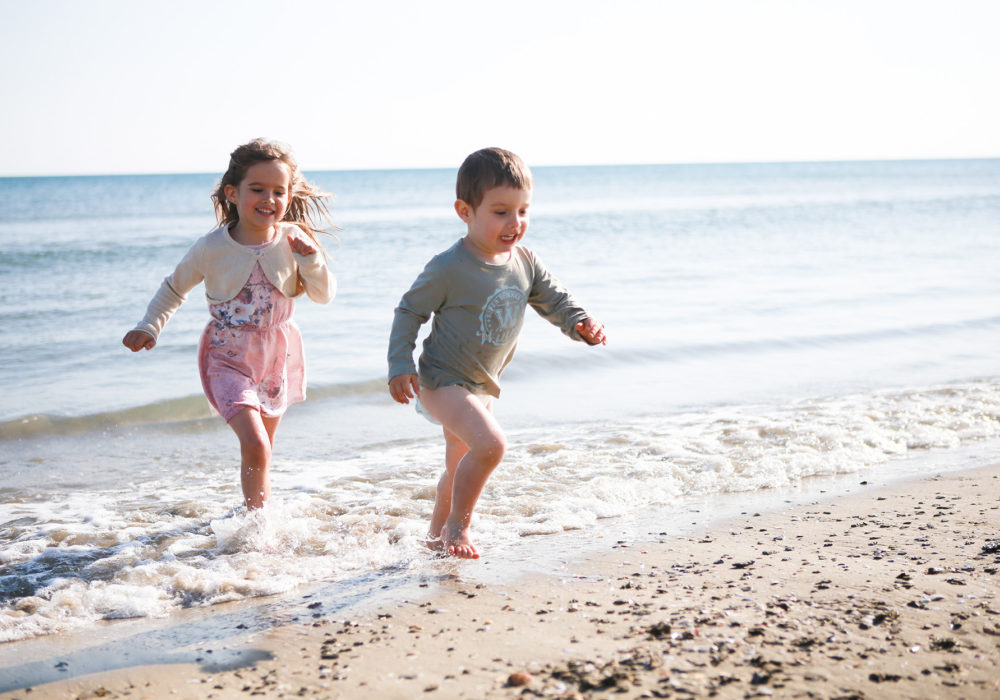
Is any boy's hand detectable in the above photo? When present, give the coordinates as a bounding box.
[122,329,156,352]
[576,318,607,346]
[389,374,421,404]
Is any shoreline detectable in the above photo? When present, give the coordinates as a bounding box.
[2,464,998,699]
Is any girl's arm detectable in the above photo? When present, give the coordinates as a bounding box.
[289,232,336,303]
[126,240,206,345]
[122,329,156,351]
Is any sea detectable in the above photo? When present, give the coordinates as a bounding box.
[1,159,999,665]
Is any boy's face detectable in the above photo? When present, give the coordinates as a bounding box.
[456,185,532,263]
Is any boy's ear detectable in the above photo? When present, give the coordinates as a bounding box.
[454,199,473,222]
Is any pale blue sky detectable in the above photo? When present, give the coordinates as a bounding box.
[2,0,998,176]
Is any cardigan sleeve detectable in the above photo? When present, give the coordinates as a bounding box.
[295,248,336,303]
[132,241,206,340]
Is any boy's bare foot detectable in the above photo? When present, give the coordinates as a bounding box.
[440,521,480,559]
[423,533,445,552]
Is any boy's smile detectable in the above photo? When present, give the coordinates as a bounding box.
[456,185,531,264]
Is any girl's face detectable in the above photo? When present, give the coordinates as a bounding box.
[456,185,532,264]
[225,160,292,238]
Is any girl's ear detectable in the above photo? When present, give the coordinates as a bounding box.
[454,199,473,222]
[224,184,238,204]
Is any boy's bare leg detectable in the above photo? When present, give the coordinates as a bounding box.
[425,431,469,550]
[419,386,503,558]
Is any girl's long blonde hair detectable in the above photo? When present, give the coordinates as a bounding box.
[211,138,337,252]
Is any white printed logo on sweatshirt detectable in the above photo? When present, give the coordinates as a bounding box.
[478,286,525,346]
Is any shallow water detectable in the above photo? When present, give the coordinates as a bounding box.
[1,158,999,646]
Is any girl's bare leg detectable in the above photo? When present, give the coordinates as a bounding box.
[229,408,281,510]
[419,386,503,559]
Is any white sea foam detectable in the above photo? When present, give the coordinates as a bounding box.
[2,379,998,643]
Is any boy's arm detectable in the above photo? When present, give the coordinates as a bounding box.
[387,303,431,381]
[525,251,592,341]
[386,305,427,405]
[387,257,448,394]
[388,373,420,404]
[575,317,608,346]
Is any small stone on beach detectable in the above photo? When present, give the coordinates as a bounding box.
[507,670,533,686]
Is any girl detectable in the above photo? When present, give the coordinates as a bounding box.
[123,138,336,510]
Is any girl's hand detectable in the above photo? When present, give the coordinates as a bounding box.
[389,374,420,404]
[288,234,317,256]
[122,329,156,352]
[576,318,607,346]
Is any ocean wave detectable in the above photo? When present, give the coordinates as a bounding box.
[0,378,389,441]
[507,315,1000,374]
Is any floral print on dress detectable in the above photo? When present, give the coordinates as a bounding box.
[210,271,277,330]
[198,262,306,422]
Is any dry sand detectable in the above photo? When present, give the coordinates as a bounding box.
[2,465,998,699]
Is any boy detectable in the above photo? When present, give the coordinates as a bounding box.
[387,147,607,559]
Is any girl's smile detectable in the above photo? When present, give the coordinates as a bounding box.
[225,160,292,245]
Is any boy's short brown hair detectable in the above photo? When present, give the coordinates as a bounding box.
[456,147,533,210]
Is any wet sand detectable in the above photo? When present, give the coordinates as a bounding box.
[2,464,998,699]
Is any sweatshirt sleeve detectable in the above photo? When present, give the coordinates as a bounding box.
[526,251,589,341]
[132,241,205,340]
[387,257,447,381]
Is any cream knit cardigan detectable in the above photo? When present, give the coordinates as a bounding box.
[133,223,335,340]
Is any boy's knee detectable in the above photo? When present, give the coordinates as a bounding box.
[479,432,506,465]
[443,430,465,450]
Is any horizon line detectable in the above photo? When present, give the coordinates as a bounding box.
[2,154,998,180]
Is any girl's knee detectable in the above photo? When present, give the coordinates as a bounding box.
[230,409,273,464]
[240,432,272,464]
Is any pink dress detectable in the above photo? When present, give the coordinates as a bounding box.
[198,262,305,422]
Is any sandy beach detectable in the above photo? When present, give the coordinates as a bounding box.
[2,464,998,700]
